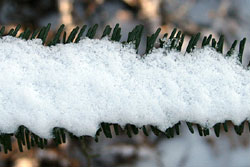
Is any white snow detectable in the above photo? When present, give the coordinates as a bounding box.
[0,36,249,138]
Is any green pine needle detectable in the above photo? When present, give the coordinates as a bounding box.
[197,124,203,136]
[12,24,21,37]
[159,33,168,48]
[142,126,149,136]
[202,36,207,47]
[212,38,216,48]
[177,34,185,51]
[186,122,194,134]
[223,122,228,132]
[101,123,112,138]
[30,29,39,40]
[0,26,5,37]
[111,24,121,42]
[7,28,14,36]
[216,35,224,53]
[75,25,87,43]
[50,24,65,45]
[239,38,246,64]
[226,40,237,57]
[169,28,177,39]
[66,26,79,43]
[214,123,221,137]
[0,24,247,153]
[205,34,212,46]
[146,28,161,54]
[125,125,132,138]
[86,24,98,39]
[113,124,120,135]
[102,25,112,38]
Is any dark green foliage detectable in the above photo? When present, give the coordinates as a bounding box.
[2,24,246,67]
[159,33,168,48]
[7,28,14,36]
[0,121,250,153]
[159,28,184,51]
[125,125,132,138]
[212,38,216,48]
[202,34,212,47]
[113,124,120,135]
[0,126,53,153]
[169,28,177,39]
[86,24,98,39]
[142,126,149,136]
[130,125,139,135]
[60,128,66,143]
[174,122,181,135]
[165,127,174,138]
[111,24,121,42]
[151,125,164,136]
[169,30,182,50]
[186,122,194,134]
[239,38,246,63]
[102,25,112,38]
[223,121,228,132]
[37,23,51,45]
[37,26,45,41]
[214,123,221,137]
[30,29,39,40]
[94,128,102,142]
[201,36,207,47]
[150,126,159,136]
[52,127,67,145]
[186,33,200,53]
[12,24,21,37]
[124,124,139,137]
[75,25,87,43]
[234,122,245,136]
[177,34,185,51]
[196,124,203,136]
[127,24,143,51]
[15,134,23,152]
[22,28,31,40]
[49,24,65,45]
[226,40,237,57]
[146,28,161,54]
[0,23,247,153]
[206,35,212,45]
[25,129,31,150]
[66,26,79,43]
[0,134,12,153]
[53,128,62,145]
[18,32,24,38]
[0,26,5,37]
[42,23,51,45]
[248,122,250,132]
[101,123,112,138]
[192,33,201,49]
[63,31,66,44]
[216,35,224,53]
[175,31,181,39]
[203,128,209,136]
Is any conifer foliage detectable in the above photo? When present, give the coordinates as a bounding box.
[0,23,248,153]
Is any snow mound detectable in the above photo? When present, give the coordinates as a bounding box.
[0,36,249,138]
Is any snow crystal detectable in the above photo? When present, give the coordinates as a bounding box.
[0,36,249,138]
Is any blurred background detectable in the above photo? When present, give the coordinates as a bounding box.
[1,0,250,166]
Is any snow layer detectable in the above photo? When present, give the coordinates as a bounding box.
[0,36,249,138]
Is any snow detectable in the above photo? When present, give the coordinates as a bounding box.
[0,36,249,138]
